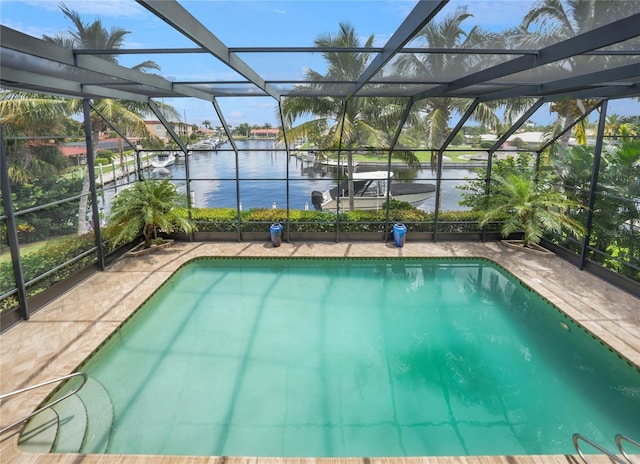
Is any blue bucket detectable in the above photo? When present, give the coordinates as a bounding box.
[270,223,283,247]
[393,223,407,247]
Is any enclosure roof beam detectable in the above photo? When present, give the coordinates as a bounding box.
[0,26,215,102]
[346,0,448,99]
[73,46,640,56]
[479,62,640,102]
[137,0,279,100]
[0,67,150,102]
[412,12,640,101]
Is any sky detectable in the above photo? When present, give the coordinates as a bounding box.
[1,0,638,128]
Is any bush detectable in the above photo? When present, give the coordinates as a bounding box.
[95,157,110,165]
[173,204,487,234]
[7,178,82,243]
[0,207,493,315]
[190,208,238,232]
[185,204,438,233]
[1,233,97,314]
[97,150,115,161]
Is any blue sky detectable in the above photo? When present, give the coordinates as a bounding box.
[1,0,638,128]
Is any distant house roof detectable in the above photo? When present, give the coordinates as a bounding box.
[60,145,86,157]
[507,132,546,144]
[250,128,279,136]
[60,138,124,157]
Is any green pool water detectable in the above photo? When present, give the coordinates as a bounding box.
[78,257,640,457]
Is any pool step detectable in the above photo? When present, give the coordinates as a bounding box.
[17,407,59,453]
[77,377,114,453]
[49,393,88,452]
[17,375,114,455]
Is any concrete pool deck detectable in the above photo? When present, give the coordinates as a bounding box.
[1,241,639,464]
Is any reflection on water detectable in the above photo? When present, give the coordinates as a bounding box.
[82,258,640,457]
[99,140,478,213]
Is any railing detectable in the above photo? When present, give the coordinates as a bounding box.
[617,434,640,464]
[0,372,87,435]
[573,433,637,464]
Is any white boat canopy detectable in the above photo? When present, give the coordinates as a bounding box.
[352,171,394,180]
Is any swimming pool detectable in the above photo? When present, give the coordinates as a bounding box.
[25,257,640,457]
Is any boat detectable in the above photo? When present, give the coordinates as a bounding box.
[187,138,222,151]
[151,167,171,177]
[316,158,357,168]
[150,152,176,168]
[300,151,316,163]
[310,170,436,212]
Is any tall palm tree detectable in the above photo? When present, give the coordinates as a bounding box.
[43,4,178,234]
[0,92,71,184]
[282,22,420,210]
[394,7,502,167]
[521,0,632,45]
[605,114,624,141]
[519,0,632,147]
[43,3,159,73]
[617,124,638,143]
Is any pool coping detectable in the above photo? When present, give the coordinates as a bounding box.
[1,241,639,464]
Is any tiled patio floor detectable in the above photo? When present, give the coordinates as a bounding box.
[1,241,639,464]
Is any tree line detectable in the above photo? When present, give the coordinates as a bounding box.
[0,0,638,245]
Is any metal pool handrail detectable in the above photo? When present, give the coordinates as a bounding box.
[616,434,640,463]
[573,433,633,464]
[0,371,87,435]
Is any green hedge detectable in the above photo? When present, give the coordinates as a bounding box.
[1,207,485,315]
[1,233,97,314]
[186,206,482,233]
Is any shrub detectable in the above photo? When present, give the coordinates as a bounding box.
[105,179,194,248]
[240,209,288,232]
[97,149,115,161]
[190,208,238,232]
[1,233,97,314]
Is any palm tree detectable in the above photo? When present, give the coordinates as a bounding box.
[43,3,159,73]
[519,0,630,147]
[0,92,71,184]
[605,114,624,141]
[546,98,599,146]
[521,0,631,45]
[479,171,586,247]
[43,4,178,234]
[393,7,502,167]
[282,22,419,210]
[617,124,638,143]
[601,139,640,272]
[105,178,194,249]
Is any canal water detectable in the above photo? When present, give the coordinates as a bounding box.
[104,140,478,213]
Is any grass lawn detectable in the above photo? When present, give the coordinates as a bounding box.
[0,235,74,265]
[350,145,479,164]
